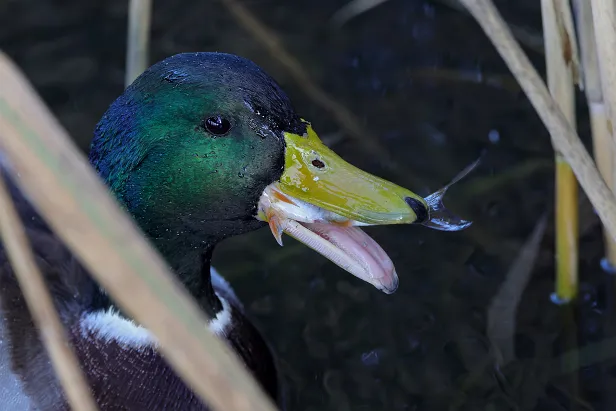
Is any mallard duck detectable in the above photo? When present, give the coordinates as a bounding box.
[0,52,471,411]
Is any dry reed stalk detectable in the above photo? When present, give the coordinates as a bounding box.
[573,0,616,266]
[591,0,616,263]
[590,1,616,147]
[330,0,389,27]
[457,0,616,244]
[0,52,277,411]
[125,0,152,86]
[0,173,98,411]
[434,0,546,54]
[541,0,580,303]
[488,214,547,366]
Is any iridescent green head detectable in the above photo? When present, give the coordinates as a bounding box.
[90,53,309,244]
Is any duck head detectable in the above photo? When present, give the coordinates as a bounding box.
[90,52,470,301]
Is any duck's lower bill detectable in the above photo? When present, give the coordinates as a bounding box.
[257,184,399,293]
[289,219,397,293]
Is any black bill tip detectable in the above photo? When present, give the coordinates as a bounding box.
[404,197,428,224]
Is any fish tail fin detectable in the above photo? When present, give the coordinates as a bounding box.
[422,158,480,232]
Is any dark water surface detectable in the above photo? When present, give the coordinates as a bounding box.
[2,0,614,410]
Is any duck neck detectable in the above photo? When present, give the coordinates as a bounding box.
[96,223,224,319]
[149,230,223,318]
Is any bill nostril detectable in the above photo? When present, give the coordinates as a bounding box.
[404,197,428,223]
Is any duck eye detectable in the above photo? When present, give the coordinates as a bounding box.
[204,116,231,135]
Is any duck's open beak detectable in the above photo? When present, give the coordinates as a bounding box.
[256,121,470,294]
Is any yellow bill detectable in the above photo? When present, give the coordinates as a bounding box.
[279,123,427,225]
